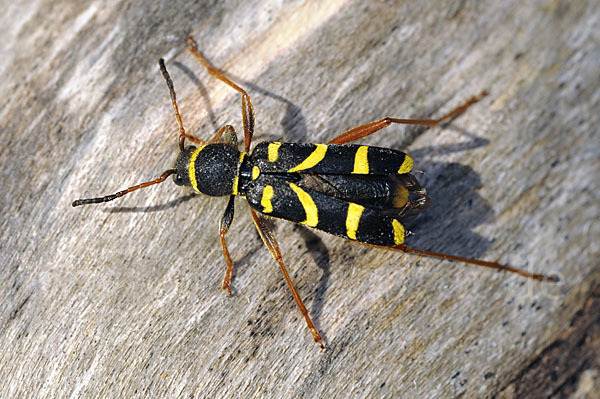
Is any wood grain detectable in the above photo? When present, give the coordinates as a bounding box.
[0,0,598,397]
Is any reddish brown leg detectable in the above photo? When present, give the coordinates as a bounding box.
[187,37,256,152]
[328,91,488,144]
[219,196,236,294]
[248,206,325,350]
[209,125,237,146]
[362,242,558,282]
[393,244,558,281]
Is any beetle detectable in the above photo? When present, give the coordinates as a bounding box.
[73,37,555,349]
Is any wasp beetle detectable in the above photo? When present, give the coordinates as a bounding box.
[73,37,556,349]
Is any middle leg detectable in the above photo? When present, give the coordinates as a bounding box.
[328,91,487,144]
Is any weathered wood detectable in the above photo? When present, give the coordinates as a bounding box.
[0,0,598,397]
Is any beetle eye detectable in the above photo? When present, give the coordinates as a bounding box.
[173,174,185,186]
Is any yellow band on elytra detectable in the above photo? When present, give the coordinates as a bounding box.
[261,185,274,213]
[346,203,365,240]
[252,166,260,180]
[397,155,413,174]
[288,144,327,172]
[289,183,318,227]
[392,219,405,245]
[268,142,281,162]
[352,146,369,174]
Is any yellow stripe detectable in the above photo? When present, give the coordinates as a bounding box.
[392,219,405,245]
[232,176,239,195]
[345,203,364,240]
[397,155,413,174]
[261,185,274,213]
[268,142,281,162]
[188,145,206,192]
[252,166,260,180]
[289,183,318,227]
[232,152,246,196]
[352,146,369,174]
[288,144,327,172]
[391,185,409,209]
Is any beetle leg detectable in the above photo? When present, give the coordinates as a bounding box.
[391,244,558,282]
[328,91,487,144]
[357,241,558,282]
[248,206,326,350]
[187,37,255,152]
[219,195,236,295]
[210,125,238,147]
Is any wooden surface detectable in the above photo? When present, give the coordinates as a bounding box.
[0,1,598,398]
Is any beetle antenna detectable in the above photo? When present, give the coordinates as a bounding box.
[72,169,175,207]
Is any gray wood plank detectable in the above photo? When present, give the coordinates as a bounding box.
[0,1,597,398]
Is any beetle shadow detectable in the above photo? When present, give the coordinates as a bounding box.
[292,225,331,324]
[409,126,489,160]
[172,61,221,134]
[401,159,496,261]
[237,80,309,142]
[173,60,309,143]
[104,193,197,213]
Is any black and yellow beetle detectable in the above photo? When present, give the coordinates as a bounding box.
[73,37,555,349]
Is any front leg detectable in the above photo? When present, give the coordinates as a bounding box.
[209,125,238,146]
[187,37,256,152]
